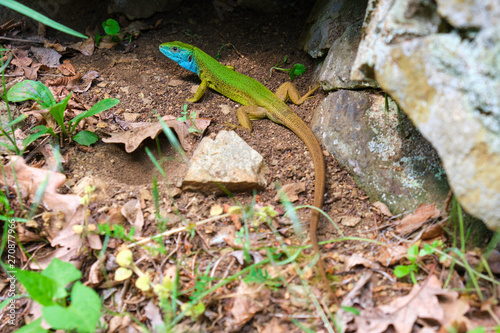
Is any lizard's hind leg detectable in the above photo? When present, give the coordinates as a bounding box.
[275,82,319,105]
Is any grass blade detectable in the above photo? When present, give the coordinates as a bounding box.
[0,0,87,39]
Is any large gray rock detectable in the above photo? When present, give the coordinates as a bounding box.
[351,0,500,229]
[312,90,449,214]
[318,21,378,90]
[302,0,368,58]
[436,0,500,29]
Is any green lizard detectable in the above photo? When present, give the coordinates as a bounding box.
[159,41,329,295]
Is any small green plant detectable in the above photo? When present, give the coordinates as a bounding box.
[11,258,101,332]
[183,29,197,38]
[6,80,119,146]
[98,222,136,242]
[394,240,445,284]
[95,19,132,46]
[215,43,230,60]
[270,56,306,81]
[176,103,204,134]
[0,48,27,155]
[243,266,281,290]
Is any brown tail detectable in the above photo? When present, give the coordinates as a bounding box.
[278,109,333,298]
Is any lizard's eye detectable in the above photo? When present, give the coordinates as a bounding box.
[172,47,178,52]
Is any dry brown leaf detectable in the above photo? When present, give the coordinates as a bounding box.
[11,51,42,80]
[30,46,61,68]
[356,275,470,333]
[73,70,100,93]
[122,20,153,36]
[225,282,271,332]
[46,73,83,87]
[144,300,165,329]
[121,199,144,236]
[57,59,77,76]
[0,157,85,269]
[373,201,393,217]
[376,244,410,267]
[86,259,104,286]
[274,182,305,202]
[16,223,43,243]
[339,271,374,332]
[102,115,210,152]
[345,255,381,270]
[395,203,440,235]
[421,224,445,240]
[261,318,285,333]
[69,36,95,56]
[43,40,67,52]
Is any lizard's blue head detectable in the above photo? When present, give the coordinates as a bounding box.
[159,41,199,75]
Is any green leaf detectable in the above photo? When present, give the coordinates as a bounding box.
[6,80,56,108]
[15,317,48,333]
[103,19,120,36]
[407,243,419,263]
[14,269,59,306]
[181,301,205,320]
[0,0,87,39]
[73,130,98,146]
[42,282,101,333]
[41,258,82,300]
[340,306,360,316]
[22,125,57,148]
[70,98,119,128]
[0,53,12,73]
[0,142,16,152]
[49,93,72,133]
[393,265,412,278]
[419,244,434,257]
[5,114,27,129]
[94,32,102,46]
[289,63,306,81]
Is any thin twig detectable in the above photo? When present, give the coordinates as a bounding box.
[127,213,231,248]
[0,36,44,44]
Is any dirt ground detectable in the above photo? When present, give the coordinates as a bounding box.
[3,0,492,332]
[65,0,374,246]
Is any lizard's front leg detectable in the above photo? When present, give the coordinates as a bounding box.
[188,80,208,103]
[275,82,320,105]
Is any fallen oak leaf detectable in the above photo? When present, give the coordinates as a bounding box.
[69,36,95,56]
[11,52,42,80]
[355,275,470,333]
[395,203,440,235]
[102,115,211,152]
[225,281,271,332]
[376,243,410,267]
[0,156,85,269]
[121,199,144,237]
[274,182,305,203]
